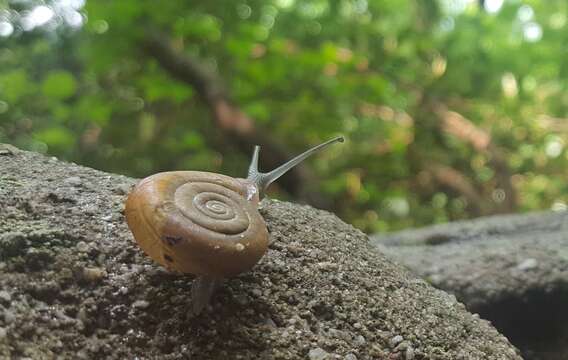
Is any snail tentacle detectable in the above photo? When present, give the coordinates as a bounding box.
[246,136,345,196]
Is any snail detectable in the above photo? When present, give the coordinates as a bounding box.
[125,136,344,313]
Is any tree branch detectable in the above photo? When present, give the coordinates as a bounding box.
[143,33,330,208]
[429,164,484,216]
[435,104,517,213]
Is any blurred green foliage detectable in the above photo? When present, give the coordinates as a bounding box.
[1,0,568,232]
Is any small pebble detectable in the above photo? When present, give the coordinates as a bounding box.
[65,176,82,187]
[309,347,330,360]
[114,183,132,195]
[132,300,150,309]
[328,328,351,342]
[77,308,88,324]
[234,294,249,306]
[390,335,404,348]
[76,241,89,253]
[4,310,15,324]
[516,258,538,271]
[0,327,6,339]
[344,354,357,360]
[317,262,338,271]
[0,290,12,304]
[405,346,415,360]
[264,317,277,328]
[82,267,106,282]
[0,144,18,155]
[395,341,409,351]
[287,244,303,256]
[354,335,366,346]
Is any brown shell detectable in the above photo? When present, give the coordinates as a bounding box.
[124,171,269,278]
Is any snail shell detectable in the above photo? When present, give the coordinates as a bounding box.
[125,171,268,278]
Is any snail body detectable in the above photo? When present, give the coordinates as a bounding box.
[125,136,343,313]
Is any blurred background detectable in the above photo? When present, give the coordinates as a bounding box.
[0,0,567,233]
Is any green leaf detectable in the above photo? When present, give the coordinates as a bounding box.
[138,71,193,103]
[0,69,32,102]
[244,102,270,122]
[173,14,222,41]
[33,127,75,150]
[182,131,204,150]
[76,97,112,125]
[41,71,77,100]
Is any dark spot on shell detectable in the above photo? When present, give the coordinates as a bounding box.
[164,254,174,263]
[163,236,182,246]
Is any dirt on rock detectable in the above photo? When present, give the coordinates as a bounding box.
[0,144,520,359]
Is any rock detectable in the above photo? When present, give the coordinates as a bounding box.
[373,210,568,360]
[0,144,521,359]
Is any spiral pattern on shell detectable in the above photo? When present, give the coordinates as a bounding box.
[125,171,268,277]
[175,181,250,235]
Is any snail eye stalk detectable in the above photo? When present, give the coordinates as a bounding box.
[247,136,344,196]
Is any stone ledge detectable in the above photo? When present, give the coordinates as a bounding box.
[0,145,520,359]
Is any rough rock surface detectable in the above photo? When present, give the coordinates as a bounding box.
[0,144,520,359]
[372,211,568,360]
